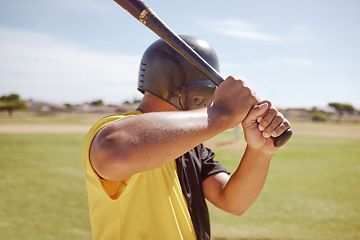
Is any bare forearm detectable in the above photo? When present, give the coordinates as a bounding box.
[90,76,261,181]
[220,146,272,215]
[90,108,227,180]
[108,109,219,161]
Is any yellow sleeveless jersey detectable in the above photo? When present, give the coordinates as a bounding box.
[82,110,197,240]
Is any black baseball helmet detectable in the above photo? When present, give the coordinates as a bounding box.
[138,35,219,110]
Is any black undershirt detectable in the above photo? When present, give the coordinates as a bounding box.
[176,144,230,240]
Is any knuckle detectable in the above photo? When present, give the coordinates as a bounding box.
[268,108,277,116]
[226,75,236,82]
[242,84,251,93]
[261,118,271,126]
[274,114,284,123]
[237,78,246,85]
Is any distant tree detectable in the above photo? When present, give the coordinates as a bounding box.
[123,98,141,105]
[329,102,356,121]
[311,109,327,122]
[64,103,73,112]
[90,100,104,106]
[311,111,326,122]
[343,104,356,114]
[0,94,28,116]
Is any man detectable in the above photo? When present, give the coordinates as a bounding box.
[83,36,290,240]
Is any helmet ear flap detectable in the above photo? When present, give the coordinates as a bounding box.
[179,81,216,110]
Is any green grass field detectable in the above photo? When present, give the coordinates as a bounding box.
[0,113,359,239]
[208,125,360,240]
[0,133,91,240]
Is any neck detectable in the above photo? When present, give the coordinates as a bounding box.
[137,92,179,113]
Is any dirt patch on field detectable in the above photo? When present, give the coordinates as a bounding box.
[0,124,91,134]
[294,130,360,138]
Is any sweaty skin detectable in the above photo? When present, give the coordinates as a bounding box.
[90,76,290,215]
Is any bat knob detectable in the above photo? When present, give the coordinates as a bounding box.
[272,128,292,147]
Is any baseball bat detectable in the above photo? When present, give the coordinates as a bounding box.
[113,0,292,147]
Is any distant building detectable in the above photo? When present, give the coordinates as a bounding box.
[25,100,139,113]
[282,108,311,118]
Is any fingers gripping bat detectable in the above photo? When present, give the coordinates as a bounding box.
[113,0,292,147]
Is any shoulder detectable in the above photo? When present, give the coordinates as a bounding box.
[85,110,142,141]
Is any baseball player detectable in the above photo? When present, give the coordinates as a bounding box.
[83,36,290,240]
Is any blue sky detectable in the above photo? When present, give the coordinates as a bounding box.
[1,0,359,109]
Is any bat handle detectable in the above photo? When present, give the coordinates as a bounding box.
[272,128,292,147]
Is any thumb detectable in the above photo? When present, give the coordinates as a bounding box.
[246,102,269,123]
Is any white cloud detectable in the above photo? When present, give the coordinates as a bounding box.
[12,0,114,15]
[0,26,142,104]
[199,18,318,43]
